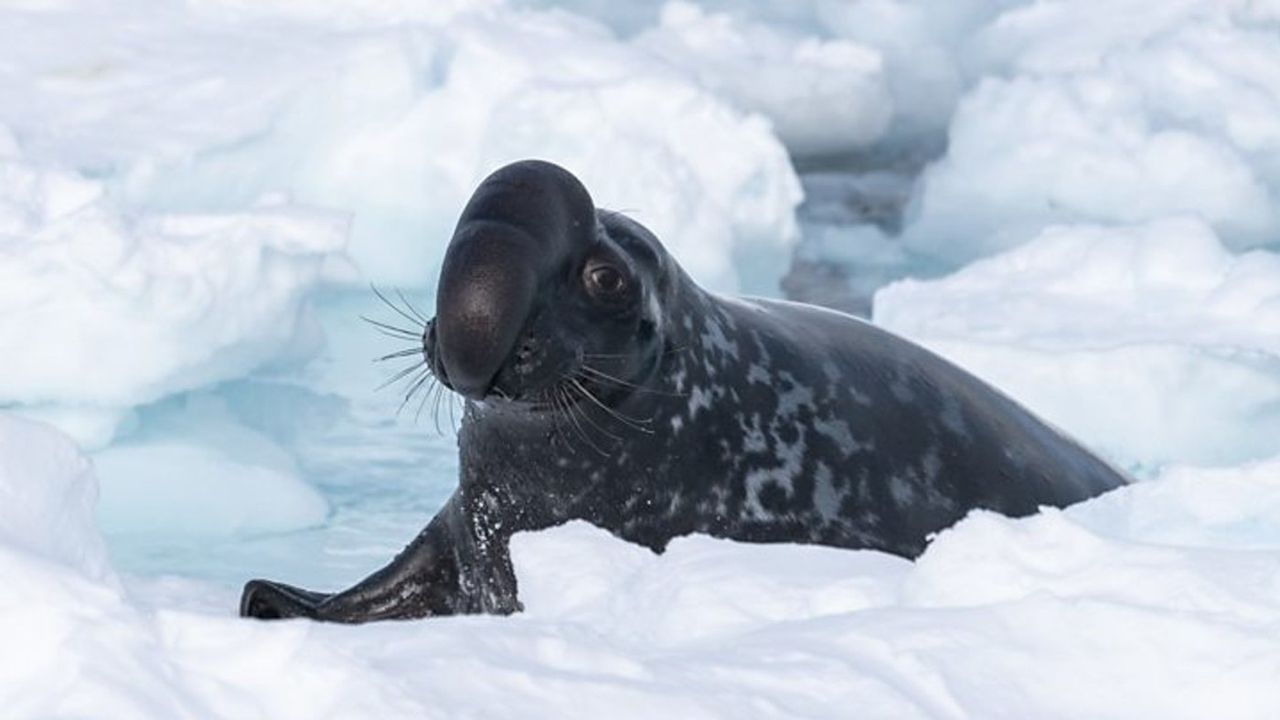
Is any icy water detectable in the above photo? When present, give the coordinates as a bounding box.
[103,291,463,592]
[102,164,920,593]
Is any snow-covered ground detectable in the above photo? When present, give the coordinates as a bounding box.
[3,0,1280,717]
[8,413,1280,717]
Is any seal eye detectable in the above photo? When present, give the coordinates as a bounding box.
[584,261,627,299]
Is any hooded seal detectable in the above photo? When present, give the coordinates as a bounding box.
[241,160,1126,622]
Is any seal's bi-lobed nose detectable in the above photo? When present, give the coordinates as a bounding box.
[434,159,598,400]
[435,228,538,400]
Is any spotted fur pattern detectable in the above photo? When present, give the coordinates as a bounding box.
[241,213,1128,623]
[460,281,1126,565]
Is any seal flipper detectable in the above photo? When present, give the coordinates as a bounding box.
[240,492,521,623]
[240,580,329,620]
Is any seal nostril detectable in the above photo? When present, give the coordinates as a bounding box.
[423,320,447,379]
[422,320,435,353]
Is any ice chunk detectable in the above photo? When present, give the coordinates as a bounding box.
[636,2,892,157]
[0,414,110,579]
[1073,455,1280,550]
[274,11,804,293]
[875,217,1280,468]
[94,442,328,538]
[186,0,503,26]
[512,520,908,645]
[904,0,1280,266]
[0,144,351,446]
[93,392,329,538]
[527,0,1010,148]
[0,2,802,293]
[7,445,1280,717]
[811,0,1011,146]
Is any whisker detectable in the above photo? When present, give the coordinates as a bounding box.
[432,381,447,435]
[377,361,426,391]
[371,285,425,330]
[396,369,432,416]
[546,387,572,453]
[375,347,423,362]
[367,326,420,343]
[570,384,629,440]
[558,385,608,456]
[361,315,421,339]
[567,376,654,434]
[562,383,622,448]
[578,364,686,398]
[414,377,437,423]
[396,288,430,325]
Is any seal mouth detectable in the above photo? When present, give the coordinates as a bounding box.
[466,371,647,439]
[472,374,595,412]
[482,390,579,415]
[422,341,598,417]
[364,289,653,446]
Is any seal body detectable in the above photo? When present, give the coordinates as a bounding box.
[241,160,1127,622]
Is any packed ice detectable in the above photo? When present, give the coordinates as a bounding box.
[876,217,1280,469]
[2,0,1280,717]
[903,0,1280,266]
[6,419,1280,717]
[0,133,349,447]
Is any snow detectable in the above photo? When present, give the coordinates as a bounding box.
[1,0,1280,716]
[0,134,350,447]
[0,414,109,579]
[0,0,804,437]
[187,0,503,26]
[875,217,1280,469]
[0,0,800,293]
[903,0,1280,267]
[5,418,1280,717]
[92,393,329,540]
[534,0,1011,150]
[95,444,327,540]
[636,2,892,158]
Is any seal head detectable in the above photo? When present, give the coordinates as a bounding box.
[429,160,670,412]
